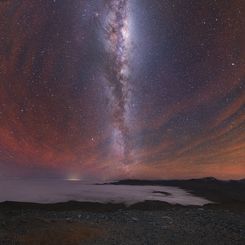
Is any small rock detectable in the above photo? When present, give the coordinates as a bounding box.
[161,216,172,220]
[131,217,138,222]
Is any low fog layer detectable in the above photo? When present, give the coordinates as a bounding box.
[0,179,211,206]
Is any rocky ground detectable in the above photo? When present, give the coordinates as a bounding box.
[0,203,244,245]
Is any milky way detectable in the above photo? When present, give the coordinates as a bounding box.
[0,0,244,180]
[103,0,132,166]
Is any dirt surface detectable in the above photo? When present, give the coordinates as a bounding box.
[0,203,244,245]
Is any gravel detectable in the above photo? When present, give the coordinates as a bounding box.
[0,206,244,245]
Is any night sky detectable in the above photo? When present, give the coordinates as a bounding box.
[0,0,244,180]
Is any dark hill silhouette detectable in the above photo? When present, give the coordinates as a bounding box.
[106,177,245,204]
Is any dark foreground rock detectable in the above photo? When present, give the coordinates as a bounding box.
[0,202,244,245]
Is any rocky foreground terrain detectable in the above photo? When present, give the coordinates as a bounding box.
[0,203,244,245]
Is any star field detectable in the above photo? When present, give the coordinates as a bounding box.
[0,0,244,180]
